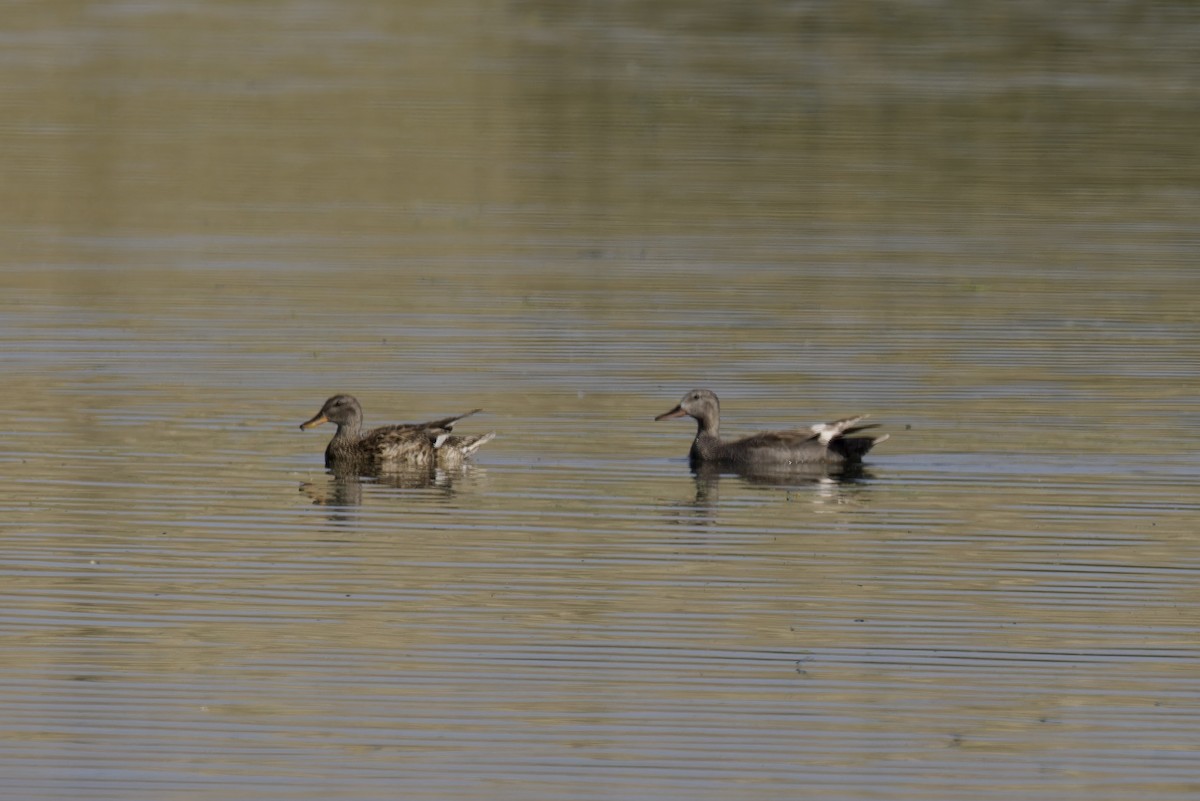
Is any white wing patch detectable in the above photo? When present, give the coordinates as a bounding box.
[809,414,869,444]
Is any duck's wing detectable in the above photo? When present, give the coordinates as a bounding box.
[358,424,435,462]
[360,409,483,444]
[816,414,890,460]
[413,408,483,432]
[360,410,487,462]
[807,414,873,444]
[727,429,820,450]
[841,424,881,436]
[729,415,878,448]
[415,409,485,450]
[433,431,496,467]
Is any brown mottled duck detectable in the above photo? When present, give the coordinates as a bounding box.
[300,394,494,471]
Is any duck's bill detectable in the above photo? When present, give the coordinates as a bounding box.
[655,405,687,421]
[299,413,328,430]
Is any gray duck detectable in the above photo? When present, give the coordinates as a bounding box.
[655,389,887,468]
[300,394,494,470]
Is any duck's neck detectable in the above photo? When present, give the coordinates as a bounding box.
[694,411,719,439]
[325,419,363,467]
[689,413,721,460]
[331,415,362,443]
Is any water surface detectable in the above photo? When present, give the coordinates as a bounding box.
[1,2,1198,800]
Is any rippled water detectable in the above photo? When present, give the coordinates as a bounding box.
[2,2,1198,800]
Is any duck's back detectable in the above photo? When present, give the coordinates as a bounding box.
[697,429,884,467]
[323,423,433,468]
[706,431,826,466]
[362,424,438,465]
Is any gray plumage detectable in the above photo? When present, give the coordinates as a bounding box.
[655,389,887,468]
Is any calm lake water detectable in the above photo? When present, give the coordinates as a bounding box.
[2,2,1198,800]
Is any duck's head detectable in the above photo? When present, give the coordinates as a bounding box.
[655,389,720,426]
[300,394,363,430]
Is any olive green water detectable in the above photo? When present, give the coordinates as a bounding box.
[1,2,1198,800]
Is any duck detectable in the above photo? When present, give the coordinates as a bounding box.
[300,394,494,470]
[655,389,887,468]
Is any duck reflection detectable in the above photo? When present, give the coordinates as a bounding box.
[688,461,873,506]
[299,462,475,509]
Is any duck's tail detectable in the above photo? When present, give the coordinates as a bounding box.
[424,408,483,431]
[432,430,496,466]
[448,431,496,456]
[809,414,873,444]
[812,414,889,460]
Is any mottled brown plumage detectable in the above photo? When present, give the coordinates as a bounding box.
[655,389,887,468]
[300,394,494,471]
